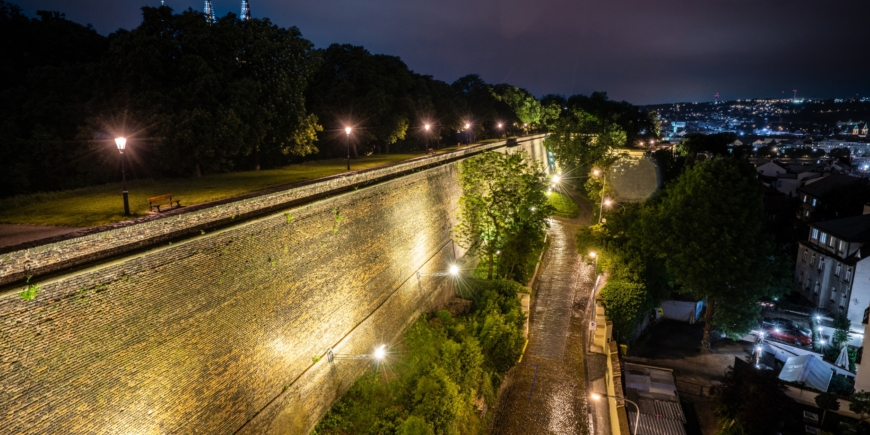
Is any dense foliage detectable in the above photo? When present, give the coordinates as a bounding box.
[0,2,551,198]
[711,365,793,434]
[313,279,527,435]
[455,150,553,280]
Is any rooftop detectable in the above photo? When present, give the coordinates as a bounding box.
[813,214,870,241]
[624,363,687,435]
[798,173,856,197]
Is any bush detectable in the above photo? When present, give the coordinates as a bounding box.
[314,279,526,434]
[547,192,580,218]
[599,279,647,342]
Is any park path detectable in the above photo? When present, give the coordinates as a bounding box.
[0,224,84,249]
[489,213,599,434]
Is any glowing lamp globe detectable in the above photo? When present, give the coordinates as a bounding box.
[115,137,127,151]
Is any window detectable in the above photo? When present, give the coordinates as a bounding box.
[846,268,853,282]
[811,253,816,266]
[820,233,827,244]
[805,278,811,289]
[806,210,810,217]
[812,229,819,239]
[839,240,846,252]
[804,195,808,203]
[813,198,817,206]
[829,237,835,247]
[818,258,825,271]
[836,263,842,276]
[803,250,808,262]
[815,281,820,294]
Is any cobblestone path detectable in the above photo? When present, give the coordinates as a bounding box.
[489,218,597,434]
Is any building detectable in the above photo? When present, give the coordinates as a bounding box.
[797,173,857,219]
[793,213,870,342]
[623,363,688,435]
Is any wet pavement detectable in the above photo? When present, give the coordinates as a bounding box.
[490,216,599,434]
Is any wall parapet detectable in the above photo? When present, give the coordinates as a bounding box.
[0,135,546,289]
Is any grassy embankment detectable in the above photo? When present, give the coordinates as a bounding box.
[313,279,527,435]
[0,152,444,228]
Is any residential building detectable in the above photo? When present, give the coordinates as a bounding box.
[793,213,870,340]
[797,173,857,220]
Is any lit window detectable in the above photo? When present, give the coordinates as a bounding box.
[829,237,835,247]
[846,268,853,282]
[820,233,827,244]
[835,263,841,276]
[812,229,819,239]
[818,258,825,271]
[804,195,808,203]
[840,240,846,252]
[812,199,817,206]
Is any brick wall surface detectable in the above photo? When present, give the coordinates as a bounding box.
[0,137,547,434]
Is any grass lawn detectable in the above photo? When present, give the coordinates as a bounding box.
[547,191,580,218]
[0,153,436,228]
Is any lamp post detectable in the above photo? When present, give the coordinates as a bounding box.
[593,169,607,224]
[424,123,431,152]
[498,122,505,139]
[464,123,471,145]
[345,127,352,170]
[591,393,640,435]
[115,137,130,216]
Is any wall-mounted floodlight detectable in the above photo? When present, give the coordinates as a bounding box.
[326,344,388,364]
[417,264,461,279]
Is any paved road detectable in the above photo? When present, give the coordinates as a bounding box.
[490,217,598,434]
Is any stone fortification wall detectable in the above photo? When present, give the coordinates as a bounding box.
[0,136,548,434]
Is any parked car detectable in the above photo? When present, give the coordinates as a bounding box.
[763,317,812,337]
[763,325,813,346]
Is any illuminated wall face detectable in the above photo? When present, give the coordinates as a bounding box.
[0,137,547,434]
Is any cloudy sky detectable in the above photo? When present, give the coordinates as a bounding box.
[14,0,870,104]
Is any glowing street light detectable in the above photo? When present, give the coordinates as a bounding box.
[552,174,561,184]
[115,137,130,216]
[417,264,461,279]
[344,126,352,171]
[423,123,432,152]
[591,393,639,435]
[326,344,389,364]
[588,251,597,258]
[604,198,613,206]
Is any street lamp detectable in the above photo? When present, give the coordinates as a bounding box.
[591,393,640,435]
[115,137,130,216]
[552,174,561,184]
[345,127,352,171]
[424,123,431,152]
[497,122,505,139]
[592,169,607,224]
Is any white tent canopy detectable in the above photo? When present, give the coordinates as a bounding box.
[779,354,832,392]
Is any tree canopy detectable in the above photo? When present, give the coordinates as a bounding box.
[455,150,552,280]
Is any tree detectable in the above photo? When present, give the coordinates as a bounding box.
[545,107,626,189]
[851,391,870,425]
[455,150,552,279]
[492,84,541,127]
[815,392,840,425]
[396,416,435,435]
[711,365,792,434]
[654,158,774,352]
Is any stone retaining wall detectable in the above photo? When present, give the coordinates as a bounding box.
[0,136,548,434]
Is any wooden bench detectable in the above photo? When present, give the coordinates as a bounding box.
[147,194,181,212]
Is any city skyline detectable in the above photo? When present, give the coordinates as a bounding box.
[14,0,870,105]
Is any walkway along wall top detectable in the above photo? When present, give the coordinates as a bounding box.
[0,136,549,434]
[0,135,547,289]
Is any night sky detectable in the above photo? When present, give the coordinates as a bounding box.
[14,0,870,104]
